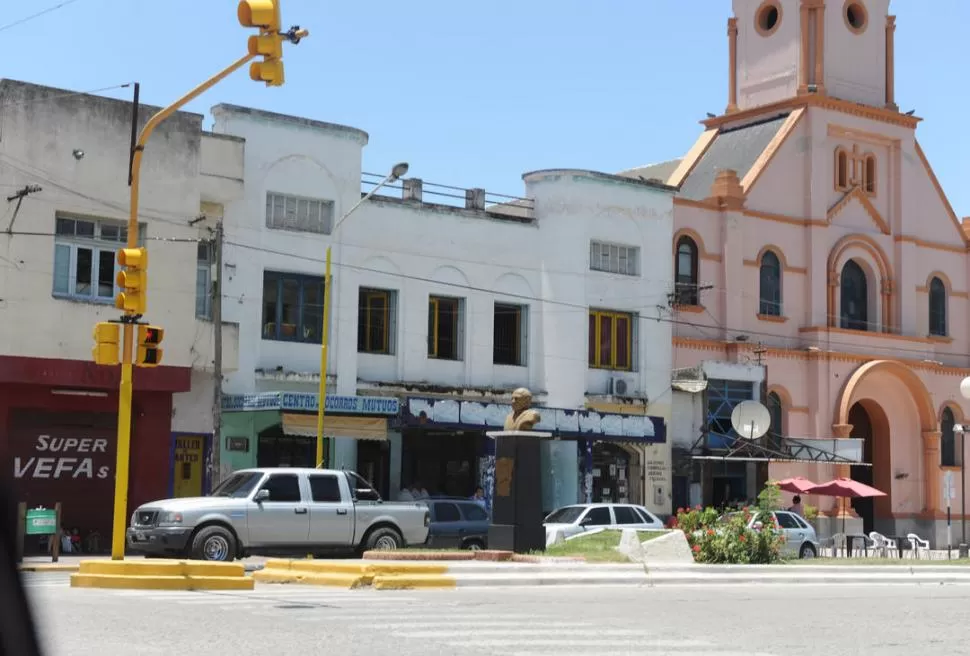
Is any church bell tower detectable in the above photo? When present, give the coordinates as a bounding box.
[727,0,896,113]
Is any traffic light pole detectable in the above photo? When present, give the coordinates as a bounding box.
[109,52,257,560]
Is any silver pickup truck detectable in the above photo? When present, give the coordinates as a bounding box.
[126,468,430,561]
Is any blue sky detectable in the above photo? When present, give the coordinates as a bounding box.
[2,0,968,215]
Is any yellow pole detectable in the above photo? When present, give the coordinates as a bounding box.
[110,52,256,560]
[316,245,332,467]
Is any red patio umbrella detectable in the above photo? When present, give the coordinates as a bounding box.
[774,477,817,494]
[804,477,887,536]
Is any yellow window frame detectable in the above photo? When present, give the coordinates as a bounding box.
[361,290,390,353]
[589,310,633,371]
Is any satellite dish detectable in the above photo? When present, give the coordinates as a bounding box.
[731,400,771,440]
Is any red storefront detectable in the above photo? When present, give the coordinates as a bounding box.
[0,355,190,553]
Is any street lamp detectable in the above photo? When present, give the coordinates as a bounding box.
[315,162,409,467]
[955,375,970,556]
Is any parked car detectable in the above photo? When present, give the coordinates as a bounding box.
[543,503,664,546]
[126,468,430,561]
[419,498,490,550]
[719,509,819,559]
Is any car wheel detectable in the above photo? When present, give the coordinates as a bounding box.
[190,525,236,562]
[464,539,485,551]
[366,527,404,551]
[799,543,817,559]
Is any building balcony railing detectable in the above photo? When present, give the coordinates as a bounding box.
[361,172,535,221]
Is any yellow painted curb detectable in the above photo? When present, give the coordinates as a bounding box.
[78,559,246,578]
[367,563,450,576]
[69,574,254,591]
[253,569,367,588]
[372,574,457,590]
[18,564,79,572]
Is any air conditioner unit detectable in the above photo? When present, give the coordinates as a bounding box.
[609,376,636,397]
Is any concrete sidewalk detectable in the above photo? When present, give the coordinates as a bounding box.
[18,555,268,573]
[252,557,970,589]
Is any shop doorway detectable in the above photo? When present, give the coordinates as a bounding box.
[402,429,484,497]
[357,439,390,500]
[172,434,205,497]
[256,425,318,468]
[591,443,631,504]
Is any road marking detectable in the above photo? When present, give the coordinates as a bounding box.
[443,638,712,649]
[397,628,651,639]
[376,621,586,630]
[512,652,779,656]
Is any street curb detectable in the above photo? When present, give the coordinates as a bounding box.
[18,564,80,572]
[68,559,254,591]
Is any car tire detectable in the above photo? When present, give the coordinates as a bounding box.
[189,525,236,562]
[799,543,817,559]
[463,539,485,551]
[365,527,404,551]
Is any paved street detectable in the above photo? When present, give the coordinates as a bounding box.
[21,572,970,655]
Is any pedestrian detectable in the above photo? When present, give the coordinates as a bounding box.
[398,484,415,502]
[412,482,430,500]
[470,486,485,506]
[789,495,804,516]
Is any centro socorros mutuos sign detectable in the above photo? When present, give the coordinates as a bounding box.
[221,392,399,416]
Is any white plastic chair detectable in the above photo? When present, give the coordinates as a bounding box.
[907,533,930,559]
[828,532,847,558]
[868,531,897,558]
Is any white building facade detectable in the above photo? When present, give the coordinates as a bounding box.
[0,80,240,549]
[212,104,677,516]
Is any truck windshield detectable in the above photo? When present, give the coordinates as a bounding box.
[211,472,262,498]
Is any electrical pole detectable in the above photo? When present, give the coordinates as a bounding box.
[211,221,224,489]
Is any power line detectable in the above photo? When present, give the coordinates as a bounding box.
[223,238,970,368]
[0,0,84,33]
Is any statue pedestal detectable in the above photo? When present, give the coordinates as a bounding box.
[486,430,553,553]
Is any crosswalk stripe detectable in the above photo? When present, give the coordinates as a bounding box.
[396,628,651,639]
[378,621,587,630]
[512,652,779,656]
[443,638,712,649]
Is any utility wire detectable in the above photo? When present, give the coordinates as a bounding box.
[0,0,83,33]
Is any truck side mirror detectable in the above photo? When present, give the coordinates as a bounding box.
[254,489,270,502]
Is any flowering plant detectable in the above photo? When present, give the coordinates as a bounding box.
[676,486,785,564]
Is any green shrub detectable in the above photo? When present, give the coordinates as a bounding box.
[675,487,786,564]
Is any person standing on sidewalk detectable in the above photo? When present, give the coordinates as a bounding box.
[789,495,804,516]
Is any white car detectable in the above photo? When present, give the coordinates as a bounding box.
[543,503,665,546]
[718,509,820,559]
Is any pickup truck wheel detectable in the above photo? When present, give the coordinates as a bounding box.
[190,526,236,562]
[463,539,484,551]
[366,527,403,551]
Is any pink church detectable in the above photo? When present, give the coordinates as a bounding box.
[642,0,969,545]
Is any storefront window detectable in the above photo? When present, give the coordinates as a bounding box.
[706,379,754,449]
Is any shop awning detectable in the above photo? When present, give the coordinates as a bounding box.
[281,414,388,441]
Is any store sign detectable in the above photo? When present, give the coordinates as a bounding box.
[403,398,666,443]
[646,459,666,483]
[12,435,111,480]
[222,392,399,416]
[25,508,58,535]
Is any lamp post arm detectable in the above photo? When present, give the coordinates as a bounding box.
[332,172,398,233]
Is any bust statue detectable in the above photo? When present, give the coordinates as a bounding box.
[504,387,541,431]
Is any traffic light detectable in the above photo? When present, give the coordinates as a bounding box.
[92,322,120,366]
[136,325,164,368]
[238,0,285,86]
[115,247,148,316]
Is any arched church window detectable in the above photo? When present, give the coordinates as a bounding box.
[759,251,782,316]
[941,407,957,467]
[766,391,784,449]
[835,148,849,190]
[675,236,699,305]
[929,276,947,337]
[863,155,876,194]
[840,259,869,331]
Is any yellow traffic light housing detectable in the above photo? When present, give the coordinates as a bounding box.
[115,247,148,316]
[238,0,285,87]
[92,322,120,366]
[238,0,280,30]
[136,325,164,368]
